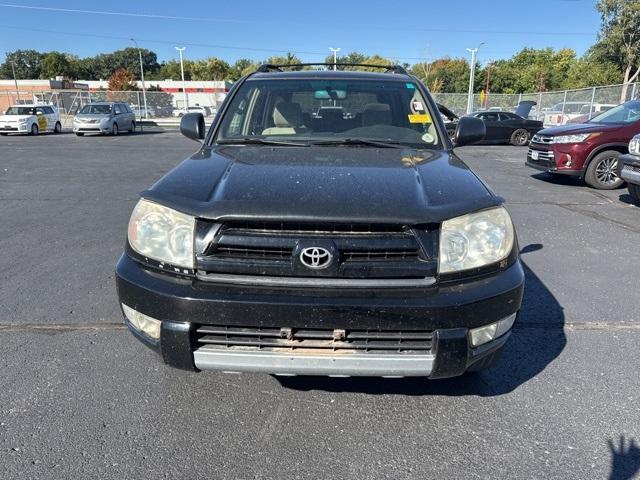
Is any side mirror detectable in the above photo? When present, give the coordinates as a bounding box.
[180,112,205,142]
[453,116,485,147]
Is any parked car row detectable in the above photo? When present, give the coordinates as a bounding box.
[526,99,640,192]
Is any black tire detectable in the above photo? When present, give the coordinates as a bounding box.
[112,123,119,136]
[585,150,624,190]
[510,128,530,146]
[0,133,8,136]
[629,184,640,204]
[129,120,136,133]
[30,124,39,136]
[466,346,505,372]
[54,122,62,134]
[75,132,84,137]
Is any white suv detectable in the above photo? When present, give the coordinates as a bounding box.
[0,104,62,135]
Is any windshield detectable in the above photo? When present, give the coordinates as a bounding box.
[5,107,36,115]
[79,104,112,115]
[588,101,640,124]
[215,78,441,148]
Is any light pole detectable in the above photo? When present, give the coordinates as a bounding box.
[9,61,20,102]
[130,38,148,120]
[175,47,188,110]
[329,47,341,71]
[466,42,485,114]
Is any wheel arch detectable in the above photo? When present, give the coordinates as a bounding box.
[583,143,629,171]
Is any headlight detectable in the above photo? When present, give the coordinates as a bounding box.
[18,118,28,123]
[439,207,515,274]
[629,136,640,156]
[553,133,599,144]
[127,199,195,269]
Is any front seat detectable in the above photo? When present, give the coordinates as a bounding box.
[362,103,392,127]
[262,102,306,135]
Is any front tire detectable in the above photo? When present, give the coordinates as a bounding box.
[628,184,640,204]
[112,123,119,136]
[30,124,39,135]
[585,150,624,190]
[129,120,136,133]
[75,132,84,136]
[54,122,62,134]
[510,129,530,146]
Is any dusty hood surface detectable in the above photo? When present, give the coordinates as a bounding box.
[142,145,500,224]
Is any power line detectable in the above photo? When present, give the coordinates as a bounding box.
[0,3,597,37]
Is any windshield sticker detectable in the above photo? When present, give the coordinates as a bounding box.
[408,113,431,124]
[405,83,416,89]
[412,101,425,112]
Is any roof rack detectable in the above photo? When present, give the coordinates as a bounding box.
[255,63,409,75]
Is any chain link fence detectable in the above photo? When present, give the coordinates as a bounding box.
[2,81,639,131]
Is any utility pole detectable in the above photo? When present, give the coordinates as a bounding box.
[484,62,493,109]
[466,43,485,114]
[10,61,20,102]
[329,47,341,71]
[131,38,148,120]
[175,47,188,110]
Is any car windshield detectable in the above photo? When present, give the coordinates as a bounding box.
[5,106,36,115]
[215,77,441,148]
[79,104,112,115]
[587,101,640,124]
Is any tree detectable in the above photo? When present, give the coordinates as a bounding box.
[191,57,230,81]
[230,58,256,81]
[40,51,72,79]
[596,0,640,100]
[0,50,44,79]
[265,53,304,69]
[108,68,137,91]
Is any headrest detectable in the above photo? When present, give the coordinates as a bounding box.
[273,102,302,128]
[362,103,392,126]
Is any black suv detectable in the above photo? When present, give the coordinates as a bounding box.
[116,64,524,378]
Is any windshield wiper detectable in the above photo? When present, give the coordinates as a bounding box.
[217,138,309,147]
[309,138,406,148]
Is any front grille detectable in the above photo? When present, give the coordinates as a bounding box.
[531,134,554,144]
[196,220,438,280]
[528,149,555,161]
[196,325,434,354]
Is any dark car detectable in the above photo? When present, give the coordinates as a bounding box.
[526,100,640,189]
[115,64,524,379]
[618,134,640,203]
[468,109,543,146]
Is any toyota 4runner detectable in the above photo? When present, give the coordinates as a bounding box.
[115,64,524,378]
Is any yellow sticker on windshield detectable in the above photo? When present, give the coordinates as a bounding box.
[408,114,431,123]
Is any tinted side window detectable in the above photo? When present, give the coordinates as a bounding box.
[114,104,123,114]
[43,106,54,114]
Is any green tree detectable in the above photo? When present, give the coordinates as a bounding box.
[265,53,304,69]
[596,0,640,100]
[230,58,256,80]
[191,57,230,81]
[40,51,73,79]
[0,50,44,79]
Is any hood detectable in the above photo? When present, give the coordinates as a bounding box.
[0,114,32,122]
[515,100,536,118]
[539,122,621,136]
[142,146,500,224]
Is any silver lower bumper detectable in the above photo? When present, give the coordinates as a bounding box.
[621,166,640,184]
[193,347,435,377]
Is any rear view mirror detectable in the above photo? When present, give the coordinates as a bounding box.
[314,89,347,100]
[453,116,485,147]
[180,112,205,142]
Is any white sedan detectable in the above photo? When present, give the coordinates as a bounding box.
[0,104,62,135]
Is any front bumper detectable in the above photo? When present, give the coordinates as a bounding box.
[115,254,524,378]
[526,143,588,176]
[0,125,28,133]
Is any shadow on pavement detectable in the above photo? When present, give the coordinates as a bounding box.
[530,171,584,187]
[278,244,566,397]
[618,193,639,207]
[608,436,640,480]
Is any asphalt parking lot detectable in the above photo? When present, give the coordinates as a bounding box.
[1,131,639,479]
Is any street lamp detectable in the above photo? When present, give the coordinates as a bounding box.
[466,42,485,114]
[9,61,20,102]
[329,47,341,71]
[175,47,188,110]
[130,38,149,120]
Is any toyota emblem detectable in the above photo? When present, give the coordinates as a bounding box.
[300,246,332,269]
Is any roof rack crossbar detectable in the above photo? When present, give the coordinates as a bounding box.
[254,63,408,75]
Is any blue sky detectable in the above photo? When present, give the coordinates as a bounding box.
[0,0,601,65]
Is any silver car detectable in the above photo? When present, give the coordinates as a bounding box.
[73,102,136,136]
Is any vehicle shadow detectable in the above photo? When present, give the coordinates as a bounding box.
[530,172,584,187]
[607,435,640,480]
[618,193,639,207]
[278,244,566,397]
